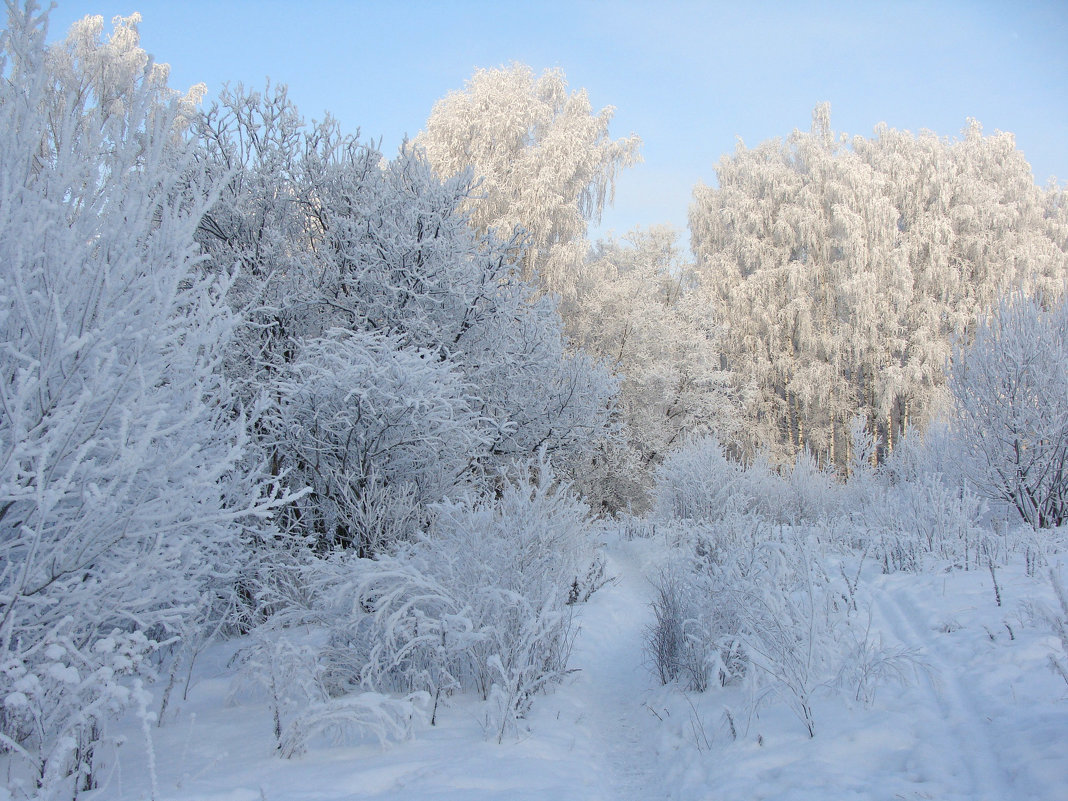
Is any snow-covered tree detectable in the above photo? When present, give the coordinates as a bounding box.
[690,104,1068,468]
[950,291,1068,529]
[565,227,737,511]
[417,63,641,294]
[0,5,278,792]
[42,9,204,136]
[192,84,616,547]
[270,331,487,554]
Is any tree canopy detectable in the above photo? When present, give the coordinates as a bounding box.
[418,63,641,295]
[690,104,1068,467]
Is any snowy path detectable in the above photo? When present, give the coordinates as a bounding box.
[78,538,1068,801]
[566,541,670,800]
[875,584,1019,801]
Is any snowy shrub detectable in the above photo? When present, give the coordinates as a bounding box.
[681,521,844,735]
[1047,568,1068,688]
[735,453,788,520]
[0,627,155,798]
[0,6,280,794]
[619,516,660,540]
[570,438,650,518]
[229,631,428,757]
[648,515,774,692]
[835,619,923,706]
[648,560,747,693]
[230,454,593,747]
[654,440,839,527]
[649,567,708,690]
[726,538,846,737]
[270,330,486,553]
[227,632,427,760]
[330,455,593,741]
[648,517,916,737]
[653,436,749,522]
[862,475,988,573]
[779,450,840,525]
[229,633,323,752]
[842,420,1004,574]
[878,416,968,491]
[833,414,884,522]
[279,692,429,757]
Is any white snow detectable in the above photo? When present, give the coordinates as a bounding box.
[79,532,1068,801]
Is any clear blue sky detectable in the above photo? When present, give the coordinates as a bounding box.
[45,0,1068,244]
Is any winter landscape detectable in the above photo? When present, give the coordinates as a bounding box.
[2,2,1067,799]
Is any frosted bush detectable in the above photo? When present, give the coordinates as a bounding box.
[780,450,840,525]
[280,693,430,757]
[0,627,156,797]
[1047,568,1068,687]
[649,567,705,690]
[653,436,750,522]
[736,453,788,520]
[878,417,967,489]
[654,439,840,527]
[270,330,486,553]
[649,515,774,693]
[229,631,428,757]
[347,455,593,740]
[648,517,916,737]
[860,474,988,573]
[242,454,595,745]
[727,538,846,737]
[648,559,747,693]
[0,6,282,794]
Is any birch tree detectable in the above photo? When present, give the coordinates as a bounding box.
[564,226,737,511]
[690,104,1068,468]
[417,63,641,294]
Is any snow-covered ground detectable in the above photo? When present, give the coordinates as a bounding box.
[80,532,1068,801]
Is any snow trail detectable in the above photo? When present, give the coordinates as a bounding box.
[875,585,1016,801]
[569,541,670,801]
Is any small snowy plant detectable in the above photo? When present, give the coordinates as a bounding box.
[648,566,708,690]
[229,631,428,757]
[729,538,843,738]
[648,513,917,737]
[865,475,988,573]
[647,516,768,692]
[781,450,840,525]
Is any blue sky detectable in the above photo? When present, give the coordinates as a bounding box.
[45,0,1068,244]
